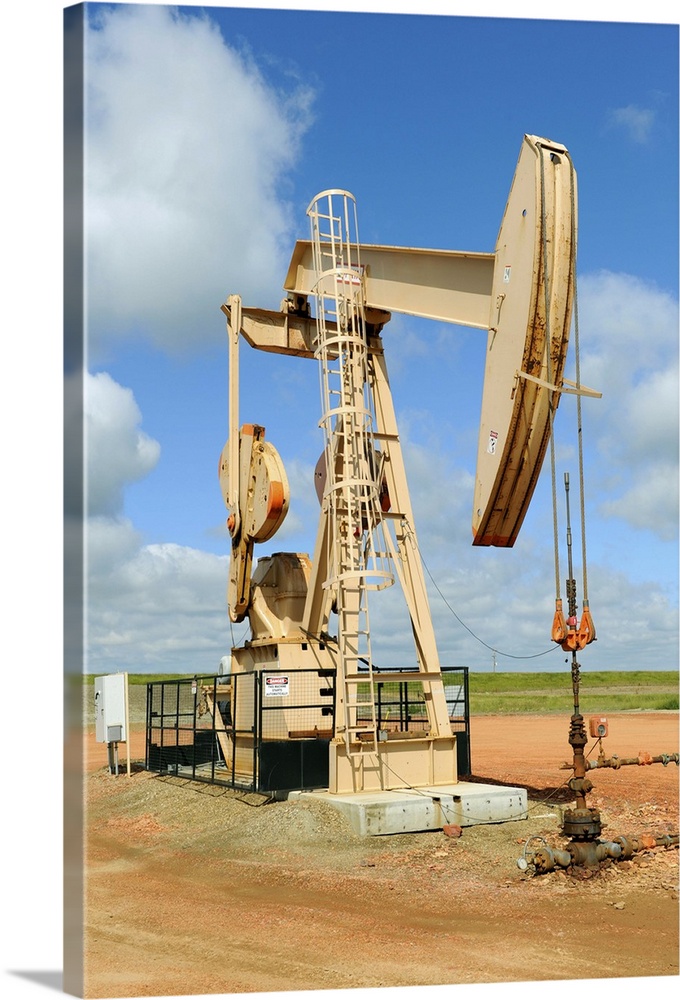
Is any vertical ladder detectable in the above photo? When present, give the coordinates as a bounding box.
[307,190,394,756]
[338,586,378,752]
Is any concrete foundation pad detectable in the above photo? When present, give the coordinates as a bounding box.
[289,782,528,836]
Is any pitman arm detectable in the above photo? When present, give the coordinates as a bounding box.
[219,297,290,622]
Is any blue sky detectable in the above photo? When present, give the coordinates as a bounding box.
[70,1,679,676]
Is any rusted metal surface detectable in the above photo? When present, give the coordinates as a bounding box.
[519,653,679,876]
[587,752,679,770]
[560,751,679,770]
[519,832,679,874]
[614,833,679,858]
[562,805,602,841]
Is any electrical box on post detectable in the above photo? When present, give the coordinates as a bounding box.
[94,673,129,744]
[589,716,608,739]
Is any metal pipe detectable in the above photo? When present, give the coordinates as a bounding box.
[586,752,679,769]
[518,831,679,874]
[614,832,679,858]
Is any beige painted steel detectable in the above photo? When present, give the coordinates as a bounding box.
[227,301,317,358]
[285,242,494,328]
[367,343,454,738]
[220,283,458,786]
[205,643,337,781]
[472,134,576,546]
[328,734,458,794]
[225,294,242,534]
[222,301,392,358]
[218,424,290,621]
[291,332,454,741]
[202,651,337,781]
[246,552,312,642]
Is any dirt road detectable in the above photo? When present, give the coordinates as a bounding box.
[82,712,679,999]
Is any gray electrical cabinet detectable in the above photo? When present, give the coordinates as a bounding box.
[94,673,130,774]
[94,673,128,743]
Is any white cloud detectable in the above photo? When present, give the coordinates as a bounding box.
[600,462,678,540]
[608,104,656,143]
[75,6,318,672]
[402,437,475,552]
[85,370,160,517]
[82,371,231,673]
[76,6,678,676]
[577,271,677,378]
[356,322,679,672]
[622,364,679,460]
[86,514,143,577]
[575,271,679,541]
[83,340,678,675]
[84,4,313,357]
[367,513,678,672]
[83,260,679,677]
[87,535,231,674]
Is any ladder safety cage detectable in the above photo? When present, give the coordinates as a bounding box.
[307,190,396,756]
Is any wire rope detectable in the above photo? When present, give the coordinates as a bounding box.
[417,539,559,661]
[538,146,562,603]
[567,153,591,604]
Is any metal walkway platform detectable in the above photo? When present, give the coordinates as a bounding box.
[289,782,528,836]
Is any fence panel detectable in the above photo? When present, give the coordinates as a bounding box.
[145,665,470,789]
[256,667,336,792]
[146,669,337,793]
[362,666,471,776]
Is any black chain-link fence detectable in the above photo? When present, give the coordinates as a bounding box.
[145,666,469,793]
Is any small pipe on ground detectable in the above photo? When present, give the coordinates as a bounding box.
[517,831,679,874]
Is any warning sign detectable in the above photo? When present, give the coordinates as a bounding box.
[487,430,499,455]
[264,674,290,697]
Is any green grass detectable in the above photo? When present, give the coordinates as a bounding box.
[469,692,678,714]
[81,672,197,686]
[371,671,678,714]
[80,669,678,714]
[466,670,678,693]
[464,670,678,714]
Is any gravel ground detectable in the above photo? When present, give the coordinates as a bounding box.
[80,704,679,999]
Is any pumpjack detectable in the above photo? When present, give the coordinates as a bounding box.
[216,134,584,797]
